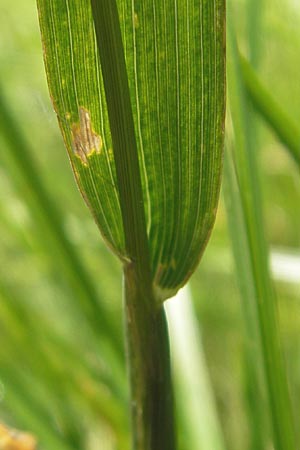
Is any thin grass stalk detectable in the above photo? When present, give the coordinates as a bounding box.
[236,4,269,448]
[240,57,300,167]
[166,285,227,450]
[223,143,269,450]
[227,13,297,450]
[90,1,175,448]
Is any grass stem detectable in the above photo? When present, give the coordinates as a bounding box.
[124,264,175,450]
[90,2,176,448]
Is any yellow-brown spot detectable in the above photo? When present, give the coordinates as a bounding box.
[0,423,37,450]
[71,107,102,164]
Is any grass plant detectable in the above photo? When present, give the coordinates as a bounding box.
[0,0,299,449]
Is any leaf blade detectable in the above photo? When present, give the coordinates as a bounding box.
[122,1,226,295]
[37,0,226,299]
[38,0,125,256]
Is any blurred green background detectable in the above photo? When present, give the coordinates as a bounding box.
[0,0,299,449]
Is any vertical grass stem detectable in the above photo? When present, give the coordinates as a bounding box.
[90,2,176,448]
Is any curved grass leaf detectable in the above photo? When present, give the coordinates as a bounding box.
[37,0,226,300]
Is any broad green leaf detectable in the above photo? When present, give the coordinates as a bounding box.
[37,0,225,300]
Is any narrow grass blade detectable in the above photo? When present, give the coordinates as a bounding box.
[226,11,297,450]
[0,368,77,450]
[240,57,300,167]
[223,144,270,450]
[0,280,127,427]
[166,285,226,450]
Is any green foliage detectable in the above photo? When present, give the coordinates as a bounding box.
[0,0,299,449]
[37,0,225,299]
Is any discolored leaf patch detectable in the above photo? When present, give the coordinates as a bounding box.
[71,107,103,165]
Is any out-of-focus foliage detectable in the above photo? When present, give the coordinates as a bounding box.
[0,0,299,449]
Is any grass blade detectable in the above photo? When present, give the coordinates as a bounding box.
[223,144,270,450]
[0,279,128,441]
[240,57,300,167]
[166,285,226,450]
[226,10,297,449]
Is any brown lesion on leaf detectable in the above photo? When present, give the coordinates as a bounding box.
[71,107,102,165]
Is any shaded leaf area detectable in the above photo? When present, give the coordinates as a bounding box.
[37,0,225,299]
